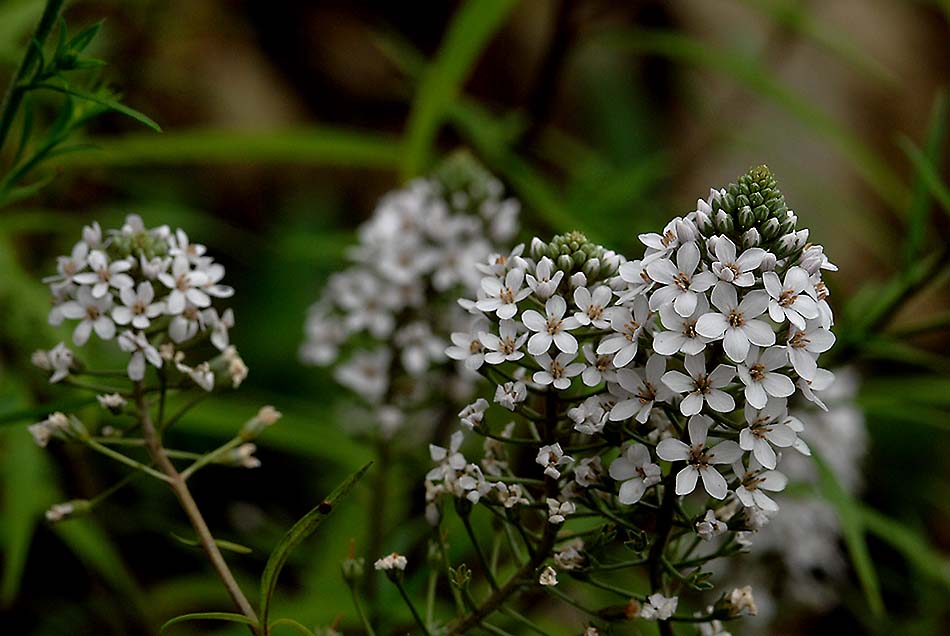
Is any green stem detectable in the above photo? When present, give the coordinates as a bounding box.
[0,0,65,155]
[393,577,431,636]
[349,585,376,636]
[179,436,243,480]
[461,513,499,591]
[84,438,174,483]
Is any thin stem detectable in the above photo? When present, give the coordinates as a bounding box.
[0,0,65,154]
[179,436,243,481]
[461,513,499,591]
[133,383,259,632]
[425,569,438,632]
[83,438,174,483]
[393,577,431,636]
[349,585,376,636]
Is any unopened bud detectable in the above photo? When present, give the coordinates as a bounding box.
[529,237,546,260]
[46,499,91,523]
[240,406,282,440]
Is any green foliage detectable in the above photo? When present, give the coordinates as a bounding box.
[160,611,257,634]
[259,461,372,634]
[401,0,518,179]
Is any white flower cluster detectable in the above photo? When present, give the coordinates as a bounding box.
[300,155,519,435]
[424,166,837,625]
[39,215,240,389]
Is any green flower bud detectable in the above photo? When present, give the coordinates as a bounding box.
[341,556,366,584]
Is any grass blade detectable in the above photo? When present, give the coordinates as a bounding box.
[31,82,162,132]
[814,452,885,618]
[52,126,403,168]
[401,0,518,179]
[859,505,950,589]
[902,91,948,265]
[160,611,256,634]
[258,461,372,633]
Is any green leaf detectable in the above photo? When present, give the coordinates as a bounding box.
[258,461,372,633]
[0,426,54,605]
[814,452,885,618]
[52,126,402,168]
[160,611,257,634]
[0,397,98,427]
[30,82,162,132]
[594,29,907,213]
[169,531,253,555]
[269,618,316,636]
[65,20,103,55]
[902,91,948,266]
[401,0,518,179]
[859,505,950,589]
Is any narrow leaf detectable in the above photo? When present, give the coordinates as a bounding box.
[258,461,372,632]
[859,505,950,589]
[902,91,948,265]
[814,452,885,617]
[160,612,256,634]
[169,531,253,555]
[401,0,517,179]
[31,82,162,132]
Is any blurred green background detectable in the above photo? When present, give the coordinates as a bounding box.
[0,0,948,634]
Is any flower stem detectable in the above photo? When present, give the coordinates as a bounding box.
[134,382,259,632]
[348,585,376,636]
[84,438,174,483]
[0,0,65,155]
[393,577,431,636]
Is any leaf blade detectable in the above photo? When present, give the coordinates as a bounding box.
[258,461,372,632]
[160,611,256,634]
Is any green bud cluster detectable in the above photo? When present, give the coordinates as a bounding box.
[530,231,620,282]
[108,227,169,261]
[702,166,800,256]
[431,150,503,212]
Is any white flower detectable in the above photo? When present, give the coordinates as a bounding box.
[647,242,716,317]
[82,221,102,247]
[709,236,765,286]
[573,285,612,328]
[580,344,617,387]
[72,250,133,298]
[176,358,215,391]
[568,396,609,435]
[695,282,775,363]
[546,498,575,524]
[428,431,467,482]
[639,219,681,260]
[763,266,819,329]
[652,292,712,356]
[479,319,527,364]
[609,444,661,504]
[537,443,573,479]
[45,501,77,523]
[554,539,586,569]
[639,593,678,621]
[695,509,727,540]
[476,268,530,319]
[656,415,743,499]
[617,258,654,300]
[526,256,564,300]
[169,304,204,343]
[446,320,488,370]
[736,345,794,409]
[112,281,164,329]
[740,399,797,469]
[334,349,389,402]
[477,244,527,277]
[28,412,70,447]
[534,351,584,391]
[96,393,127,410]
[494,381,527,411]
[724,585,758,617]
[661,353,736,416]
[170,228,207,262]
[139,254,171,279]
[58,286,116,345]
[796,366,836,410]
[203,307,234,351]
[45,342,73,383]
[538,566,558,586]
[522,296,580,355]
[733,458,787,512]
[117,330,163,381]
[596,295,650,367]
[158,255,211,314]
[374,552,407,571]
[44,240,88,283]
[575,456,603,487]
[459,398,489,430]
[785,319,835,380]
[610,354,673,423]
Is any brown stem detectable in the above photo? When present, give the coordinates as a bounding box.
[134,383,259,632]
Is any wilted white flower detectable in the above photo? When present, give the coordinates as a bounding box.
[494,381,527,411]
[538,565,558,586]
[536,443,573,479]
[639,593,678,621]
[546,498,575,524]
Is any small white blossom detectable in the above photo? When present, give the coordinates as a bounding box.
[609,444,661,504]
[73,250,133,298]
[446,320,488,370]
[374,552,407,571]
[596,296,650,367]
[574,456,603,487]
[526,257,564,299]
[709,236,765,287]
[476,268,530,319]
[573,285,612,328]
[652,293,712,356]
[661,353,736,416]
[647,242,716,317]
[479,319,526,364]
[112,281,164,329]
[695,509,728,540]
[610,354,672,423]
[763,266,819,329]
[546,498,575,524]
[580,343,617,387]
[521,295,580,355]
[158,255,211,314]
[733,458,788,511]
[656,415,743,499]
[536,443,573,479]
[538,565,558,586]
[785,319,835,380]
[458,398,489,430]
[96,393,127,410]
[334,349,389,402]
[494,381,527,411]
[639,593,678,621]
[117,330,163,381]
[533,352,584,390]
[736,345,794,409]
[740,399,797,469]
[57,286,116,345]
[695,282,774,363]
